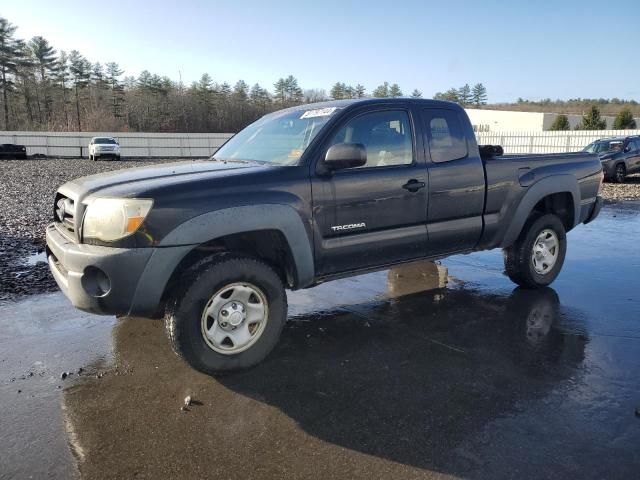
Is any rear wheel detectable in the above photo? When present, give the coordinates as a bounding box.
[164,256,287,375]
[503,213,567,288]
[614,164,626,183]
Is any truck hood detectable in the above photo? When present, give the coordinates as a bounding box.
[59,160,260,200]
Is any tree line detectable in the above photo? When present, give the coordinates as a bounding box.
[0,16,463,133]
[433,83,488,107]
[548,106,637,131]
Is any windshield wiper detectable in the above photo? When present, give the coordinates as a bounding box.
[211,156,267,165]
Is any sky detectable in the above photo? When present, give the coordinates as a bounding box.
[1,0,638,103]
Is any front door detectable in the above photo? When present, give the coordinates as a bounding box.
[625,139,640,173]
[312,108,429,276]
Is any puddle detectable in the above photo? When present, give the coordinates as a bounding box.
[23,250,48,266]
[2,202,640,479]
[0,293,115,479]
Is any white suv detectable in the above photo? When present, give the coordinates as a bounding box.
[89,137,121,161]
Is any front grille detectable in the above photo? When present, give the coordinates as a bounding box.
[54,193,76,235]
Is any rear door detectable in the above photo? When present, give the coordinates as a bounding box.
[311,107,429,276]
[420,108,485,254]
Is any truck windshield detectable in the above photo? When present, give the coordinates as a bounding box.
[584,141,620,153]
[213,107,339,165]
[94,138,117,144]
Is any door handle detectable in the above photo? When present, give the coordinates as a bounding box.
[402,179,426,192]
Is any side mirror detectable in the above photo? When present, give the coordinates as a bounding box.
[324,143,367,170]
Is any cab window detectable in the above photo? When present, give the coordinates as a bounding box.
[330,110,413,168]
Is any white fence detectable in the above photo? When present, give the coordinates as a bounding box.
[0,131,234,158]
[2,129,639,158]
[476,129,640,154]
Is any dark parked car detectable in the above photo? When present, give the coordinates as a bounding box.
[583,136,640,183]
[0,143,27,159]
[46,98,603,374]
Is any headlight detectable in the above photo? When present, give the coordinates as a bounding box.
[83,198,153,242]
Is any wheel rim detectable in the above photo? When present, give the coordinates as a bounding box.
[616,166,625,182]
[531,229,559,275]
[200,282,269,355]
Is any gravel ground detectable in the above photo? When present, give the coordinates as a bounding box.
[0,158,184,301]
[1,158,639,301]
[601,173,640,202]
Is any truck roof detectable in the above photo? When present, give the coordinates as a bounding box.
[277,97,463,114]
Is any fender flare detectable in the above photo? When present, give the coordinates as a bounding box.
[159,204,315,288]
[500,175,580,248]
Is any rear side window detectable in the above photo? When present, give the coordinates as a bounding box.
[423,109,468,163]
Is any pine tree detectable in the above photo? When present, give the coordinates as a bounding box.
[273,78,286,104]
[28,36,56,124]
[458,84,471,105]
[389,83,402,97]
[344,85,355,99]
[372,82,390,98]
[0,17,26,129]
[549,114,570,131]
[105,62,124,119]
[576,105,607,130]
[434,88,460,103]
[284,75,302,104]
[330,82,345,100]
[471,83,487,106]
[613,108,637,129]
[250,83,271,112]
[52,50,71,128]
[68,50,91,131]
[410,89,422,98]
[354,84,366,98]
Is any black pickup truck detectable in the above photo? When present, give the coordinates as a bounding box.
[46,99,603,374]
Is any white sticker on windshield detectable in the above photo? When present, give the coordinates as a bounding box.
[300,107,337,119]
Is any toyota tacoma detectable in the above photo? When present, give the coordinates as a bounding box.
[46,99,603,374]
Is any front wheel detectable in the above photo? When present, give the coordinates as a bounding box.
[164,256,287,375]
[614,164,626,183]
[503,213,567,288]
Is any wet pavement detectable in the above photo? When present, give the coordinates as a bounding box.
[1,202,639,479]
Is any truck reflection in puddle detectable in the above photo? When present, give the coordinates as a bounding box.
[62,260,587,478]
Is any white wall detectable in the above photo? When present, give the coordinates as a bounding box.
[0,131,234,158]
[465,109,546,132]
[3,128,640,158]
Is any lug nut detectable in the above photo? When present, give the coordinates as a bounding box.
[231,302,237,309]
[221,310,228,316]
[220,321,228,327]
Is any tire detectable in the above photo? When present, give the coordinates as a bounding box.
[164,256,287,375]
[503,213,567,289]
[614,164,626,183]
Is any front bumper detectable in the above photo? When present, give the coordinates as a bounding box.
[601,162,615,180]
[583,195,603,225]
[93,151,120,159]
[46,224,191,316]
